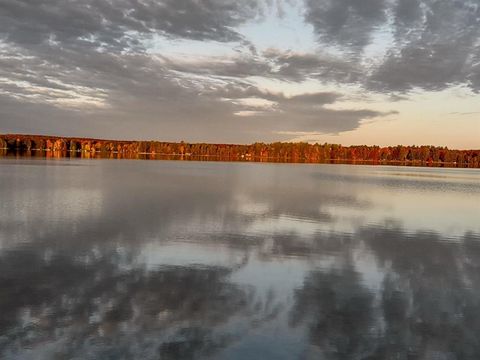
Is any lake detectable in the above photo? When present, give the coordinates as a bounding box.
[1,158,480,359]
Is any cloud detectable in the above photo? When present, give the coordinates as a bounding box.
[2,0,478,142]
[157,53,272,79]
[0,26,390,142]
[217,84,389,135]
[158,48,362,87]
[369,0,480,92]
[303,0,387,52]
[0,42,387,141]
[264,49,362,83]
[0,0,267,49]
[302,0,480,93]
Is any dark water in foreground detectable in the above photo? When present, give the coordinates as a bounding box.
[0,158,479,360]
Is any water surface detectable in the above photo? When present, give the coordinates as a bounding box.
[1,158,480,359]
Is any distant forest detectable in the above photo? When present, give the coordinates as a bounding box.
[1,134,479,168]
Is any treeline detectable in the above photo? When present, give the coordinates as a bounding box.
[1,134,479,167]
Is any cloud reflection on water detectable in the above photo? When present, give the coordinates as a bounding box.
[0,159,479,359]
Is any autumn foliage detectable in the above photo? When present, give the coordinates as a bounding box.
[1,134,479,168]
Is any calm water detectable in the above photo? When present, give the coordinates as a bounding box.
[1,158,480,360]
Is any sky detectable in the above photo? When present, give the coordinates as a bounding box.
[0,0,479,148]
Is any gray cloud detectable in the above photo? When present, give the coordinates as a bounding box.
[0,0,390,141]
[2,0,477,141]
[0,37,387,142]
[158,54,272,79]
[304,0,387,52]
[303,0,480,92]
[369,43,472,92]
[0,0,266,48]
[216,84,388,135]
[158,48,361,86]
[369,0,480,92]
[263,48,362,83]
[0,50,387,142]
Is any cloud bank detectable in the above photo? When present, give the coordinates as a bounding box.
[0,0,478,142]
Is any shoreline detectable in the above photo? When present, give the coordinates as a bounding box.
[1,134,479,168]
[1,149,478,169]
